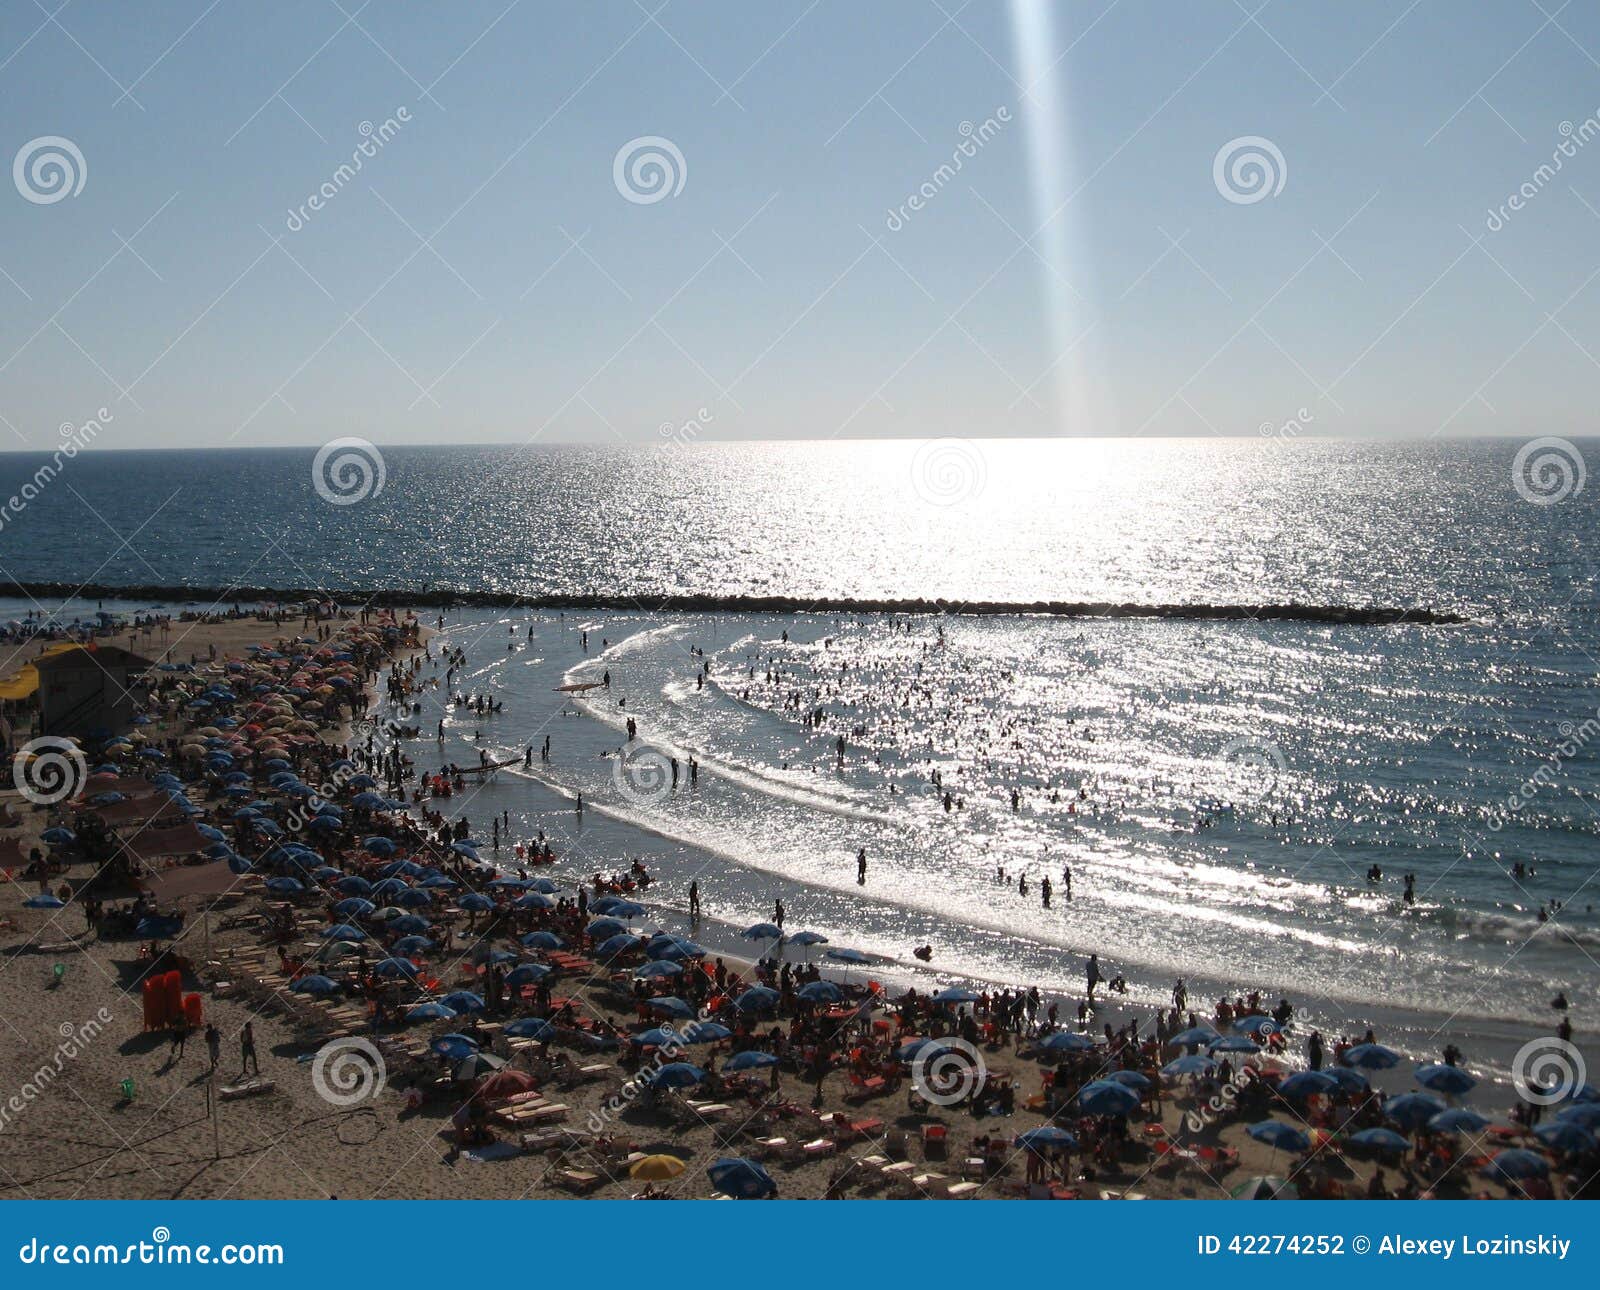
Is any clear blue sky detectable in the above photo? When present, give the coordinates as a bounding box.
[1,0,1598,450]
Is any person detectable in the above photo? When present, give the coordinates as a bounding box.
[169,1020,189,1062]
[205,1023,221,1072]
[688,880,700,918]
[1085,954,1101,1004]
[856,847,867,885]
[240,1021,259,1076]
[1307,1029,1324,1071]
[773,898,785,929]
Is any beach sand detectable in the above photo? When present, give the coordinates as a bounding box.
[0,616,1566,1201]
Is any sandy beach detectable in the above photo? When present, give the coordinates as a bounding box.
[0,610,1591,1202]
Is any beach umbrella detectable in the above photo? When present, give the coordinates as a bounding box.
[450,841,479,860]
[312,866,342,881]
[1014,1126,1077,1150]
[633,1027,685,1049]
[395,888,433,908]
[513,892,556,910]
[1565,1082,1599,1104]
[1109,1069,1152,1091]
[1078,1080,1141,1117]
[453,1052,506,1081]
[724,1050,778,1072]
[1162,1053,1217,1078]
[647,996,695,1019]
[1428,1107,1492,1134]
[313,939,360,963]
[824,947,870,964]
[630,1154,686,1181]
[40,828,76,845]
[586,917,628,940]
[1343,1042,1401,1070]
[306,816,341,834]
[1038,1031,1097,1054]
[486,877,531,890]
[505,1017,558,1041]
[529,877,560,894]
[647,1062,706,1090]
[135,915,183,939]
[596,933,641,960]
[734,985,780,1013]
[430,1033,479,1059]
[649,936,705,961]
[392,935,434,955]
[932,986,980,1005]
[635,960,683,979]
[264,876,305,895]
[1415,1063,1477,1096]
[420,874,459,890]
[458,893,495,912]
[742,922,781,940]
[290,974,341,996]
[1383,1092,1446,1130]
[505,963,551,987]
[519,931,564,950]
[605,899,647,919]
[1481,1148,1549,1182]
[1278,1070,1339,1100]
[390,915,430,935]
[1534,1122,1597,1154]
[320,923,367,941]
[1351,1127,1411,1155]
[372,957,419,979]
[333,897,375,918]
[1232,1014,1278,1036]
[371,877,409,897]
[335,876,373,895]
[1322,1067,1370,1094]
[440,991,486,1014]
[1247,1120,1310,1153]
[797,980,843,1005]
[682,1021,732,1044]
[1230,1176,1299,1200]
[788,930,828,946]
[706,1157,777,1199]
[1208,1035,1260,1055]
[1555,1103,1600,1129]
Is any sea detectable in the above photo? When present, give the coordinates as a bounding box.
[0,437,1596,1099]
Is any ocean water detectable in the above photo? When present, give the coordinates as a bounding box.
[1,438,1596,1089]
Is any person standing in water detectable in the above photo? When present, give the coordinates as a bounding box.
[689,881,700,918]
[856,847,867,885]
[1086,953,1102,1005]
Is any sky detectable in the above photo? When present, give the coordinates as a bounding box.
[1,0,1599,450]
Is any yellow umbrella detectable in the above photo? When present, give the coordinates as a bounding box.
[629,1154,685,1181]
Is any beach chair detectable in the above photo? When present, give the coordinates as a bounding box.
[946,1181,983,1198]
[912,1172,951,1197]
[921,1123,948,1159]
[552,1169,603,1195]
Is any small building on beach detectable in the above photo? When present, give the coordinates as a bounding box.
[32,643,154,738]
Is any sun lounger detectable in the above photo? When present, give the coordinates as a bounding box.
[553,1169,602,1194]
[913,1172,950,1197]
[946,1181,983,1198]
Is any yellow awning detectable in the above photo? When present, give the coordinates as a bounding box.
[0,664,39,701]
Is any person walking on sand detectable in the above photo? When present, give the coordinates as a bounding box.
[240,1021,259,1076]
[1085,954,1102,1005]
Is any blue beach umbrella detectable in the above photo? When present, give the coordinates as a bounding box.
[1481,1148,1549,1182]
[1323,1066,1370,1094]
[706,1157,776,1199]
[335,876,374,895]
[320,923,367,941]
[1343,1042,1401,1070]
[1247,1120,1311,1153]
[1162,1053,1217,1078]
[824,947,870,964]
[23,894,65,909]
[1534,1122,1597,1154]
[506,963,552,988]
[505,1018,557,1040]
[520,930,564,950]
[586,917,628,940]
[1109,1069,1151,1090]
[933,986,981,1005]
[372,957,419,979]
[797,980,843,1005]
[647,996,695,1019]
[458,893,495,912]
[596,933,641,959]
[724,1050,778,1072]
[333,897,375,918]
[430,1032,479,1059]
[513,892,555,910]
[734,985,780,1012]
[1278,1070,1339,1100]
[1383,1092,1446,1131]
[647,1062,706,1090]
[633,1027,684,1049]
[395,888,433,908]
[264,876,306,895]
[1232,1014,1278,1036]
[788,930,828,947]
[742,922,782,940]
[1555,1103,1600,1129]
[1415,1063,1477,1096]
[1351,1127,1411,1155]
[1428,1107,1492,1134]
[1078,1080,1142,1117]
[635,959,684,978]
[1208,1034,1260,1055]
[682,1021,732,1044]
[41,827,76,845]
[290,974,341,996]
[391,935,434,955]
[439,991,486,1015]
[1038,1031,1097,1054]
[390,915,430,935]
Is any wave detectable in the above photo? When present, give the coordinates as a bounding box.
[2,579,1471,625]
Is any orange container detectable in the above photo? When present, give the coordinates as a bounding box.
[162,971,182,1025]
[142,978,163,1030]
[182,993,203,1027]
